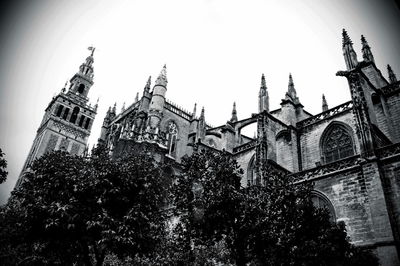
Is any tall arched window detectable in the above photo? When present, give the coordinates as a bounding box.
[311,191,336,222]
[55,104,64,117]
[70,107,80,124]
[247,155,256,186]
[78,115,85,127]
[78,84,85,94]
[167,121,178,157]
[321,123,354,164]
[62,108,70,120]
[84,118,91,130]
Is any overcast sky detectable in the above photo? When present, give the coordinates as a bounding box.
[0,0,399,203]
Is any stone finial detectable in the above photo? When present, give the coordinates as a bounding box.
[144,76,151,92]
[200,106,205,121]
[287,73,297,99]
[135,92,139,102]
[342,29,353,47]
[387,64,397,83]
[94,97,99,111]
[155,64,168,87]
[342,29,358,70]
[259,74,269,112]
[112,102,117,114]
[121,102,126,112]
[261,73,266,89]
[230,102,238,123]
[361,35,374,63]
[322,94,328,112]
[192,103,197,119]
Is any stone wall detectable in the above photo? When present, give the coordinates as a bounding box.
[299,111,360,170]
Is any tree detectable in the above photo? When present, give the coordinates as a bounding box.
[1,147,171,265]
[168,149,379,266]
[167,148,243,265]
[0,148,8,183]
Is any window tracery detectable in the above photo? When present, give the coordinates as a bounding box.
[311,191,336,222]
[322,124,354,163]
[167,121,178,157]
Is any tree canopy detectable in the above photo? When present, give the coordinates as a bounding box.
[0,147,379,265]
[0,148,8,184]
[0,147,171,265]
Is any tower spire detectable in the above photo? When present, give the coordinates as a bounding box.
[155,64,167,87]
[361,35,374,63]
[322,94,328,112]
[258,74,269,112]
[342,29,358,70]
[387,64,397,83]
[191,103,197,120]
[196,107,206,141]
[285,73,298,103]
[200,106,205,121]
[230,102,238,123]
[144,76,151,93]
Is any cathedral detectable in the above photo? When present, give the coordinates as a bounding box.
[20,30,400,265]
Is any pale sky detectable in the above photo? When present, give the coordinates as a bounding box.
[0,0,399,203]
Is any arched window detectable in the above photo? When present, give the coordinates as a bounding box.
[311,191,336,222]
[78,115,85,127]
[55,104,64,117]
[62,108,70,120]
[247,155,257,186]
[77,84,85,94]
[84,118,91,130]
[321,123,354,164]
[167,121,178,157]
[70,107,80,124]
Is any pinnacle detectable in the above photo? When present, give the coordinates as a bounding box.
[261,74,266,88]
[288,73,294,86]
[322,94,328,112]
[155,65,168,87]
[200,107,205,120]
[231,102,238,123]
[342,28,353,47]
[191,103,197,119]
[388,64,398,83]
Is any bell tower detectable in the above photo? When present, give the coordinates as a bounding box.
[16,47,98,187]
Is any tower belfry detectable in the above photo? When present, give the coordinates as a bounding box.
[17,47,97,187]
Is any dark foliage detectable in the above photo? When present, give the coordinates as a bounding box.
[0,148,8,184]
[0,147,171,266]
[164,148,379,266]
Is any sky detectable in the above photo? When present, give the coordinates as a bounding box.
[0,0,399,203]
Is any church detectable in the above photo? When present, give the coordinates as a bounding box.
[19,30,400,265]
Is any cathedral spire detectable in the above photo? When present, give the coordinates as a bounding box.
[361,35,374,63]
[155,64,168,87]
[191,103,197,120]
[197,107,206,141]
[144,76,151,93]
[200,106,205,121]
[322,94,328,112]
[285,73,298,102]
[342,29,358,70]
[258,74,269,112]
[230,102,238,123]
[387,64,397,83]
[112,102,117,114]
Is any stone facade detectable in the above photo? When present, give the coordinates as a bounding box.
[98,30,400,265]
[16,48,98,187]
